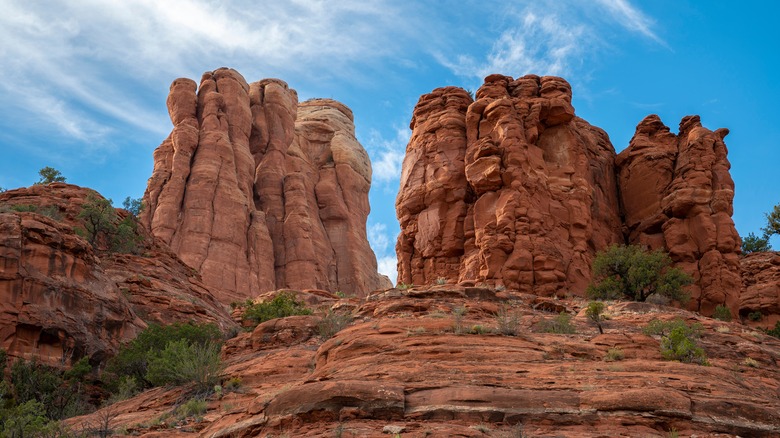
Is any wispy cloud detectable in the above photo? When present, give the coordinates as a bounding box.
[365,126,410,184]
[436,0,664,81]
[592,0,666,46]
[377,256,398,285]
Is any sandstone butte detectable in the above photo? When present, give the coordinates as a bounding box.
[142,68,391,304]
[1,70,780,437]
[396,73,743,319]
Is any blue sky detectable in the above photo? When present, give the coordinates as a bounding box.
[1,1,778,282]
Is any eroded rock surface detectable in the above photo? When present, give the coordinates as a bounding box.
[740,251,780,326]
[0,184,235,366]
[617,115,741,315]
[70,286,780,437]
[143,68,389,304]
[396,74,623,296]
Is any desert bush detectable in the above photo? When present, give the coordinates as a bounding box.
[77,194,143,253]
[175,397,208,421]
[317,310,352,340]
[122,196,144,217]
[10,356,91,420]
[585,301,606,334]
[741,232,771,253]
[495,305,520,336]
[587,244,692,303]
[106,322,222,390]
[145,339,223,392]
[766,321,780,338]
[537,312,576,334]
[712,305,732,322]
[452,306,468,334]
[35,166,66,184]
[604,347,625,362]
[747,311,763,321]
[644,319,707,364]
[243,292,312,327]
[661,325,708,365]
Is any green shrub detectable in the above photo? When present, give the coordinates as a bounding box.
[644,319,707,364]
[35,166,66,184]
[586,301,606,334]
[766,321,780,338]
[317,310,351,340]
[748,311,763,321]
[495,305,520,336]
[7,357,91,422]
[587,244,692,303]
[537,312,576,334]
[604,347,625,362]
[122,196,144,217]
[452,306,468,334]
[712,305,732,322]
[107,322,222,389]
[175,397,207,421]
[243,292,312,326]
[77,194,143,253]
[742,232,771,253]
[146,340,223,392]
[661,326,708,365]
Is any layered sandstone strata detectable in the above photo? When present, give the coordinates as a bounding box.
[143,68,390,304]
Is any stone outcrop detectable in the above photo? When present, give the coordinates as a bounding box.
[396,74,623,296]
[143,68,390,304]
[617,115,741,315]
[70,286,780,436]
[0,184,235,366]
[740,251,780,326]
[396,74,745,316]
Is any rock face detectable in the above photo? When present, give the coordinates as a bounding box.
[617,115,741,315]
[740,251,780,326]
[396,74,623,296]
[396,74,744,315]
[143,68,389,304]
[70,286,780,437]
[0,184,235,366]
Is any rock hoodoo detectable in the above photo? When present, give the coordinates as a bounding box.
[396,74,623,296]
[143,68,390,304]
[617,115,741,315]
[396,74,742,315]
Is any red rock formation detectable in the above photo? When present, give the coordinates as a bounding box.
[0,184,235,366]
[143,68,389,304]
[70,286,780,436]
[740,251,780,326]
[617,115,742,315]
[396,74,623,295]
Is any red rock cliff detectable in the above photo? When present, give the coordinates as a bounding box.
[617,115,741,315]
[396,74,623,296]
[397,75,743,315]
[143,68,390,304]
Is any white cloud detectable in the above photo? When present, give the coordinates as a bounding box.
[366,126,410,183]
[368,222,391,254]
[593,0,666,46]
[377,256,398,285]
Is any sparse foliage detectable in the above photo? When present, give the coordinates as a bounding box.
[35,166,66,184]
[452,306,468,334]
[604,347,625,362]
[317,310,352,339]
[76,194,143,253]
[122,196,144,217]
[643,319,707,365]
[766,321,780,338]
[242,292,312,327]
[762,203,780,238]
[586,301,606,334]
[587,244,693,303]
[741,232,771,254]
[106,322,222,390]
[145,340,223,392]
[495,305,520,336]
[712,305,732,322]
[537,312,576,334]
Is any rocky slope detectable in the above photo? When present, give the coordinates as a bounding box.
[396,74,741,317]
[142,68,390,304]
[0,184,235,366]
[69,286,780,437]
